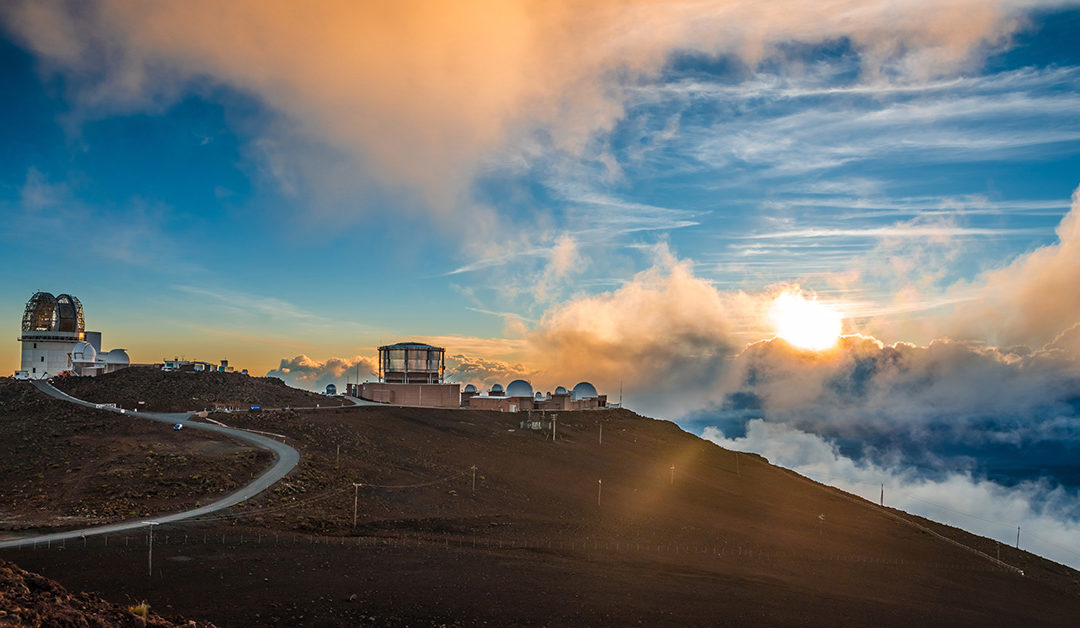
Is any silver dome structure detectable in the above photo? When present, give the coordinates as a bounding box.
[463,383,478,393]
[506,379,533,397]
[489,383,504,395]
[571,381,598,400]
[554,386,569,396]
[71,341,97,364]
[103,348,130,365]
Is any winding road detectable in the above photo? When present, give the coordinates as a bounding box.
[0,380,300,549]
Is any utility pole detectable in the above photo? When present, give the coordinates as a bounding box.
[880,483,884,507]
[471,465,477,494]
[1016,525,1021,549]
[670,464,675,486]
[145,521,159,578]
[352,483,362,527]
[552,415,557,442]
[597,479,602,506]
[599,422,602,446]
[619,380,623,407]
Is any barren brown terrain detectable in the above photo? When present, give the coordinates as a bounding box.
[0,557,215,627]
[53,366,347,412]
[4,397,1079,626]
[0,379,271,530]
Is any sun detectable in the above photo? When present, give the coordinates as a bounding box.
[769,290,843,351]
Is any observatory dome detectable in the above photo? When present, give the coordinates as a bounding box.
[506,379,533,398]
[535,392,544,399]
[104,349,130,365]
[21,292,85,333]
[554,386,568,396]
[71,341,97,364]
[489,383,504,395]
[463,384,478,393]
[571,381,598,400]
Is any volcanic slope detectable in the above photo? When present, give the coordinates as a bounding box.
[0,379,271,530]
[53,366,347,412]
[11,404,1071,627]
[4,399,1080,625]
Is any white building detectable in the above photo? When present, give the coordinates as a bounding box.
[15,292,129,379]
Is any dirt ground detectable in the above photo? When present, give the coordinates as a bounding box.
[0,379,272,531]
[53,367,347,413]
[0,557,216,627]
[4,403,1078,625]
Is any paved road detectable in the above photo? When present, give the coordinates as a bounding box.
[0,380,300,549]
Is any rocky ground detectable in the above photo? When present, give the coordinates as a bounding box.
[0,379,271,530]
[53,366,347,413]
[0,558,214,627]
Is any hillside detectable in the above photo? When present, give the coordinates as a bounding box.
[0,557,215,627]
[0,379,271,529]
[53,366,348,412]
[4,401,1077,626]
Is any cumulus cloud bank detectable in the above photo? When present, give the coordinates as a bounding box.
[945,187,1080,347]
[444,353,534,390]
[1,0,1057,216]
[266,354,377,392]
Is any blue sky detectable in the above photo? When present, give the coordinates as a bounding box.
[3,1,1080,567]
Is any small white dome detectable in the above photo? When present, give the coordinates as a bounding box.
[489,383,504,395]
[506,379,533,397]
[464,384,478,393]
[71,341,97,363]
[535,392,544,399]
[104,348,130,365]
[571,381,598,400]
[554,386,568,395]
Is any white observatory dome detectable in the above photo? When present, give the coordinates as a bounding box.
[104,348,130,365]
[506,379,533,397]
[554,386,568,396]
[489,383,504,395]
[535,391,544,400]
[571,381,598,400]
[71,341,97,364]
[464,384,478,393]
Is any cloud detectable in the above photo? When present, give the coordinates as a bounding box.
[173,284,327,326]
[521,243,759,414]
[1,0,1058,218]
[943,186,1080,347]
[703,419,1080,569]
[265,354,377,392]
[444,354,534,389]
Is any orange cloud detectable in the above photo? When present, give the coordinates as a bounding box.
[1,0,1049,217]
[945,186,1080,348]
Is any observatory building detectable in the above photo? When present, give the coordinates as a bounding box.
[15,292,130,379]
[352,342,461,407]
[465,379,606,412]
